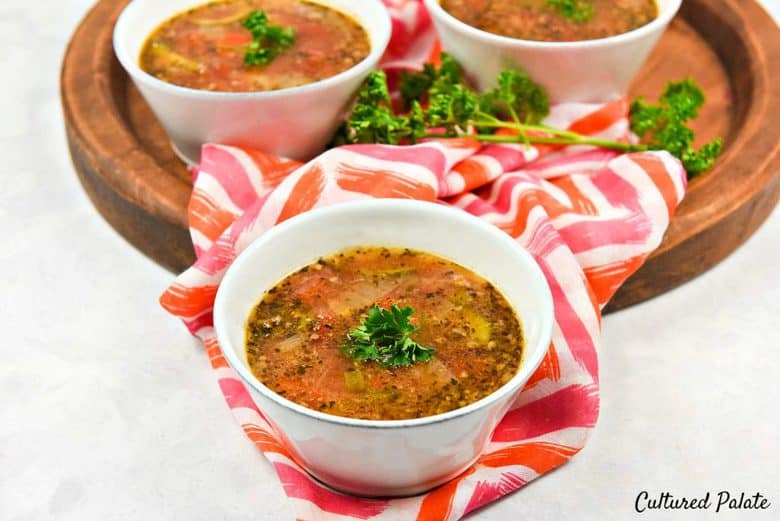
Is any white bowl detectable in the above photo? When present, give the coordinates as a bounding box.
[113,0,391,165]
[213,200,554,497]
[423,0,681,102]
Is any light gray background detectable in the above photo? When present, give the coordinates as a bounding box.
[1,1,778,520]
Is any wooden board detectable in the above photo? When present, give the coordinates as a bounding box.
[61,0,780,312]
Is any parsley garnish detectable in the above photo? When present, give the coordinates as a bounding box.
[241,10,295,66]
[547,0,595,22]
[344,305,435,368]
[334,54,721,177]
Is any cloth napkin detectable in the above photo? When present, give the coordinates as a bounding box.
[160,1,687,519]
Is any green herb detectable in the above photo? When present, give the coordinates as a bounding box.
[479,69,550,125]
[399,54,465,110]
[547,0,595,22]
[344,305,435,368]
[333,71,425,146]
[426,81,481,136]
[337,54,721,177]
[630,79,723,175]
[241,10,295,66]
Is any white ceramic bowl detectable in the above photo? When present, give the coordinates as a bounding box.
[423,0,681,102]
[113,0,391,165]
[214,200,554,497]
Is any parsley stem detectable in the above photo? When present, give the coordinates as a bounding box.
[475,111,502,123]
[505,107,531,145]
[438,131,645,152]
[464,119,643,151]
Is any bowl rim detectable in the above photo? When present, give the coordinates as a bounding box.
[422,0,682,50]
[213,199,555,429]
[112,0,391,100]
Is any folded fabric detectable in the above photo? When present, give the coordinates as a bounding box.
[160,1,687,519]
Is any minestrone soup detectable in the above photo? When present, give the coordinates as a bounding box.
[440,0,658,42]
[245,247,524,421]
[140,0,371,92]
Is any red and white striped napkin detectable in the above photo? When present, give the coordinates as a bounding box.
[160,1,687,519]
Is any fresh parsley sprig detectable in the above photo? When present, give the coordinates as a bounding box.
[344,305,435,368]
[335,54,722,177]
[547,0,595,22]
[399,54,465,110]
[480,70,550,125]
[332,71,426,146]
[630,79,723,175]
[242,10,295,66]
[333,60,549,146]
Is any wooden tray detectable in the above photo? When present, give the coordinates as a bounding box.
[61,0,779,312]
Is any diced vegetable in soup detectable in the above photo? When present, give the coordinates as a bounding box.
[440,0,658,42]
[140,0,370,92]
[245,247,524,421]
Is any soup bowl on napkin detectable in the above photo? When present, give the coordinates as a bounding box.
[213,199,554,497]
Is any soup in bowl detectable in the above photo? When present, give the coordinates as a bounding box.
[246,246,525,421]
[439,0,659,42]
[140,0,371,92]
[113,0,390,164]
[424,0,681,102]
[214,200,554,496]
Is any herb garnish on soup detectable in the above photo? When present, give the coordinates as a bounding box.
[344,305,436,369]
[240,10,295,66]
[245,247,524,421]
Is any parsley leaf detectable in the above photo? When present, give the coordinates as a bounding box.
[399,54,465,110]
[399,64,438,111]
[333,71,426,145]
[344,305,435,368]
[547,0,595,22]
[480,69,550,124]
[242,10,295,66]
[426,83,481,135]
[630,78,723,176]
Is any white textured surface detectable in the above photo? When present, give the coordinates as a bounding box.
[0,1,778,520]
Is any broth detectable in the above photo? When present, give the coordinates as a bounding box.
[440,0,658,42]
[140,0,370,92]
[245,247,524,421]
